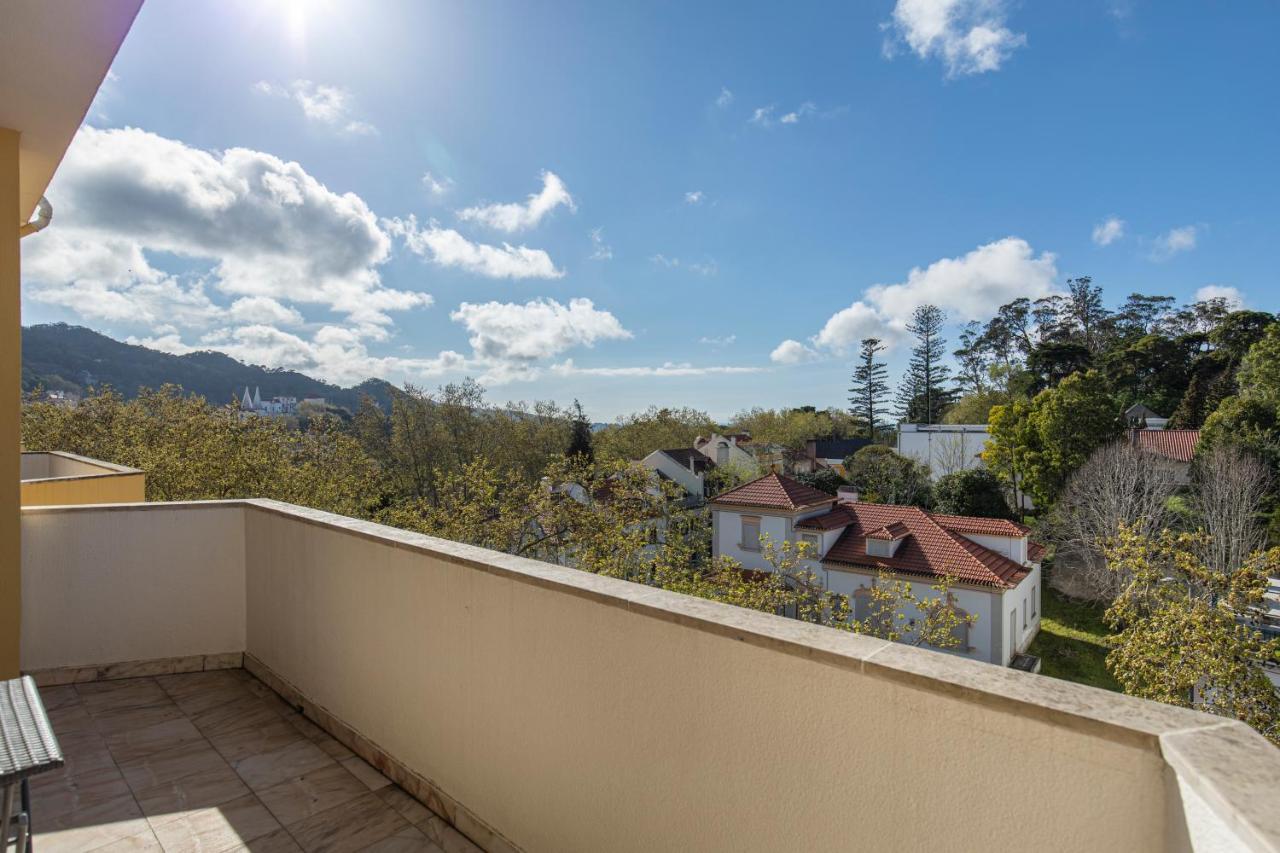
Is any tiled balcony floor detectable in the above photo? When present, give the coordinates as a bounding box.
[32,670,480,853]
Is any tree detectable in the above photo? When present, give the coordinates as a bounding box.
[982,370,1124,509]
[1043,441,1180,601]
[896,305,952,424]
[1103,527,1279,745]
[1191,444,1272,576]
[593,406,718,462]
[567,399,594,462]
[933,469,1013,519]
[1201,322,1280,473]
[843,445,932,507]
[847,338,889,438]
[795,468,847,496]
[952,322,990,396]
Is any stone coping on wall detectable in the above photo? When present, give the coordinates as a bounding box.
[19,449,144,482]
[20,498,1280,850]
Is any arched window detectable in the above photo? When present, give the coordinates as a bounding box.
[949,603,971,650]
[716,442,729,465]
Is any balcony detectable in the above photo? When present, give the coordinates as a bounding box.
[20,451,145,507]
[19,499,1280,852]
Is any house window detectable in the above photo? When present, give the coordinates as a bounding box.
[866,538,892,558]
[853,587,872,623]
[741,516,761,551]
[1022,598,1028,629]
[1031,586,1037,618]
[799,532,820,554]
[716,442,729,465]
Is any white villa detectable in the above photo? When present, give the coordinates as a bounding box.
[639,447,716,500]
[693,432,755,468]
[709,473,1042,667]
[239,386,298,417]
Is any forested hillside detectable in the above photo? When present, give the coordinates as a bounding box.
[21,323,395,411]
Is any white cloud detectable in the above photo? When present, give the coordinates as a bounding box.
[650,253,680,268]
[138,323,465,386]
[1092,216,1125,246]
[649,254,717,275]
[699,334,736,346]
[1195,285,1243,309]
[450,298,631,364]
[884,0,1027,77]
[770,339,820,364]
[780,102,817,124]
[749,106,775,127]
[552,359,764,378]
[456,171,575,233]
[422,171,454,199]
[23,126,429,336]
[716,87,734,108]
[227,296,306,327]
[684,190,704,204]
[386,215,563,279]
[252,79,377,135]
[778,236,1059,359]
[588,227,613,261]
[1150,225,1198,259]
[812,302,886,353]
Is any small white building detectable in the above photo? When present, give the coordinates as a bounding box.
[238,387,298,417]
[639,448,716,500]
[709,473,1042,667]
[694,433,755,469]
[896,423,991,480]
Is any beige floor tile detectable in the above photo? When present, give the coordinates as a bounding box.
[133,762,251,819]
[194,694,288,739]
[36,729,118,781]
[36,791,150,853]
[92,701,186,738]
[33,764,133,821]
[169,679,256,717]
[148,793,282,853]
[119,741,231,791]
[106,715,206,763]
[287,791,411,853]
[37,684,82,712]
[88,825,167,851]
[233,740,334,792]
[157,669,243,700]
[284,714,328,744]
[418,816,484,853]
[229,827,303,852]
[338,756,391,791]
[376,786,434,826]
[207,716,308,765]
[78,678,171,714]
[361,826,446,853]
[255,762,368,826]
[48,700,99,735]
[314,736,354,761]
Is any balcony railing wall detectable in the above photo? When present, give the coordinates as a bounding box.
[20,500,1280,853]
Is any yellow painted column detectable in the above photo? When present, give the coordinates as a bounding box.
[0,129,20,677]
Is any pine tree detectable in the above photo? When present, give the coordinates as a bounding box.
[567,399,594,462]
[848,338,888,438]
[897,304,953,424]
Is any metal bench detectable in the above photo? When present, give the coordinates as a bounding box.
[0,677,63,852]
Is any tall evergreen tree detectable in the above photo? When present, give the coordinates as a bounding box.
[896,305,953,424]
[847,338,888,438]
[567,399,594,462]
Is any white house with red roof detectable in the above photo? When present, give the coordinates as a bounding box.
[709,472,1042,667]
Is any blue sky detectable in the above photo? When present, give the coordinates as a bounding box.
[20,0,1280,420]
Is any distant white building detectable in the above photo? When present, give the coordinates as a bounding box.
[897,424,990,480]
[639,448,716,501]
[693,433,755,469]
[709,473,1043,667]
[238,387,298,417]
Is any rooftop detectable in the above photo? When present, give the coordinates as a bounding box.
[709,472,836,511]
[1130,428,1201,463]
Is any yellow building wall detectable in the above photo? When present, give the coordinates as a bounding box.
[2,129,20,677]
[20,473,146,507]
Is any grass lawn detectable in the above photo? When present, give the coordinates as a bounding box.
[1028,585,1121,692]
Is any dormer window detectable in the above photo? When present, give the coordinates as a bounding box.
[865,522,909,558]
[866,538,895,558]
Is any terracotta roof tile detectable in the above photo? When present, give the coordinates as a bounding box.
[795,506,857,530]
[929,513,1029,538]
[865,521,910,540]
[710,473,837,512]
[1129,429,1200,463]
[820,502,1030,589]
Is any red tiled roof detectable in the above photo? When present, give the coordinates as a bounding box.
[710,473,837,512]
[865,521,910,541]
[1129,428,1200,463]
[1028,541,1047,563]
[929,513,1030,538]
[820,502,1030,589]
[795,506,857,530]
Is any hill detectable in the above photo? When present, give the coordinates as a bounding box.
[21,323,396,411]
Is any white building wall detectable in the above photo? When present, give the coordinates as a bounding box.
[962,532,1028,564]
[897,424,991,480]
[640,450,704,497]
[1000,563,1042,663]
[715,509,792,572]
